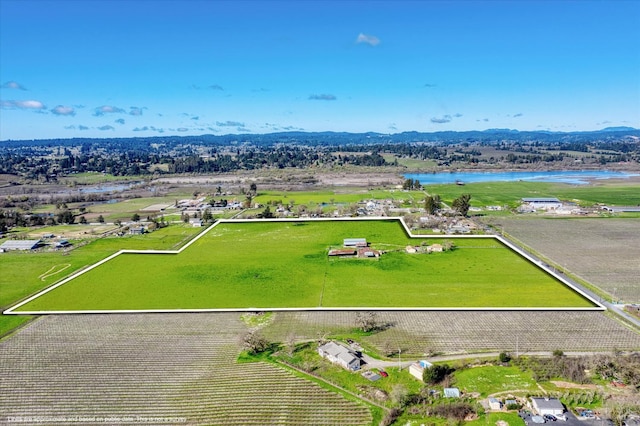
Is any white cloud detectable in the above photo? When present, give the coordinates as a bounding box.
[2,81,28,90]
[51,105,76,116]
[308,94,337,101]
[430,115,452,124]
[1,99,46,110]
[356,33,380,46]
[94,105,125,116]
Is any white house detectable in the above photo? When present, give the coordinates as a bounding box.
[530,397,565,416]
[318,341,361,371]
[409,360,433,381]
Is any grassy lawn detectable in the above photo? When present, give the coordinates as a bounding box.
[9,219,595,312]
[399,411,524,426]
[454,365,539,397]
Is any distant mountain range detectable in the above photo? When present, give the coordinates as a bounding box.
[1,127,639,146]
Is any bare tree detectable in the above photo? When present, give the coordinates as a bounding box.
[355,311,379,333]
[241,331,270,355]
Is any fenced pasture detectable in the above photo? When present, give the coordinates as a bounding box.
[491,218,640,303]
[0,224,203,336]
[9,219,595,312]
[261,311,640,355]
[0,314,372,425]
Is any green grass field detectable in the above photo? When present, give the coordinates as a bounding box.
[424,180,640,209]
[8,220,595,312]
[254,189,425,207]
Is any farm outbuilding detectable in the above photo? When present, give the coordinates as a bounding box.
[328,249,357,257]
[530,397,565,416]
[343,238,367,247]
[0,240,42,251]
[444,388,461,398]
[521,198,562,210]
[489,398,502,410]
[409,360,433,381]
[602,205,640,213]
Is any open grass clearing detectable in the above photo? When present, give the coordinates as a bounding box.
[7,219,597,313]
[453,365,538,397]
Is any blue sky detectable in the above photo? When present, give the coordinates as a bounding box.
[1,0,639,140]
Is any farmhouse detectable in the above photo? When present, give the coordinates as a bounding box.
[318,341,361,371]
[409,360,433,381]
[530,397,565,416]
[0,239,42,251]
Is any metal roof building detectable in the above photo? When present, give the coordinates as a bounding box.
[343,238,367,247]
[0,240,42,251]
[530,397,565,416]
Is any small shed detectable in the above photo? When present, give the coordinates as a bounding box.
[428,244,443,253]
[54,239,71,248]
[489,398,502,410]
[129,227,145,235]
[444,388,461,398]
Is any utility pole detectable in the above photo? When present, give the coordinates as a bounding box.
[398,347,401,370]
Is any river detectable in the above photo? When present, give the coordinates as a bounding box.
[404,170,639,185]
